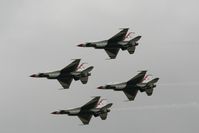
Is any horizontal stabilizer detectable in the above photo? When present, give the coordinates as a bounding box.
[131,36,141,42]
[101,103,113,110]
[145,78,159,87]
[148,78,159,84]
[82,66,94,74]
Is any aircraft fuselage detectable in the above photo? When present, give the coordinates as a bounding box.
[83,40,132,49]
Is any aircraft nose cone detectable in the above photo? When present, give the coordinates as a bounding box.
[97,86,103,89]
[30,74,36,77]
[77,44,84,47]
[51,111,58,114]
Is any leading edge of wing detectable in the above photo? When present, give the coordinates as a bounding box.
[78,114,92,125]
[61,59,81,73]
[108,28,129,42]
[123,89,138,101]
[104,48,120,59]
[81,96,101,110]
[57,77,73,89]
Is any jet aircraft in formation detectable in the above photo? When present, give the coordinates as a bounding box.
[97,71,159,101]
[30,59,94,89]
[30,28,160,125]
[51,96,113,125]
[77,28,141,59]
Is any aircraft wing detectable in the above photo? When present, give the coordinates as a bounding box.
[78,114,92,125]
[61,59,81,73]
[57,77,73,89]
[108,28,129,42]
[81,96,100,110]
[127,71,147,85]
[123,89,138,101]
[104,48,120,59]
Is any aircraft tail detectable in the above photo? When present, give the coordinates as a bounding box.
[130,36,141,42]
[80,66,94,84]
[99,113,107,120]
[145,88,154,96]
[81,66,94,74]
[145,78,159,96]
[147,78,159,85]
[101,103,113,110]
[128,36,141,46]
[127,46,135,54]
[99,103,113,120]
[80,77,88,84]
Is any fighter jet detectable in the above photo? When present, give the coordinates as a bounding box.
[30,59,94,89]
[97,71,159,101]
[51,96,113,125]
[77,28,141,59]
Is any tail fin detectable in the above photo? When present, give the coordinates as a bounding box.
[99,113,108,120]
[79,66,94,84]
[127,46,135,54]
[99,103,113,120]
[145,78,159,96]
[80,77,88,84]
[145,88,153,96]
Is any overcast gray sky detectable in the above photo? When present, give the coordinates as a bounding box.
[0,0,199,133]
